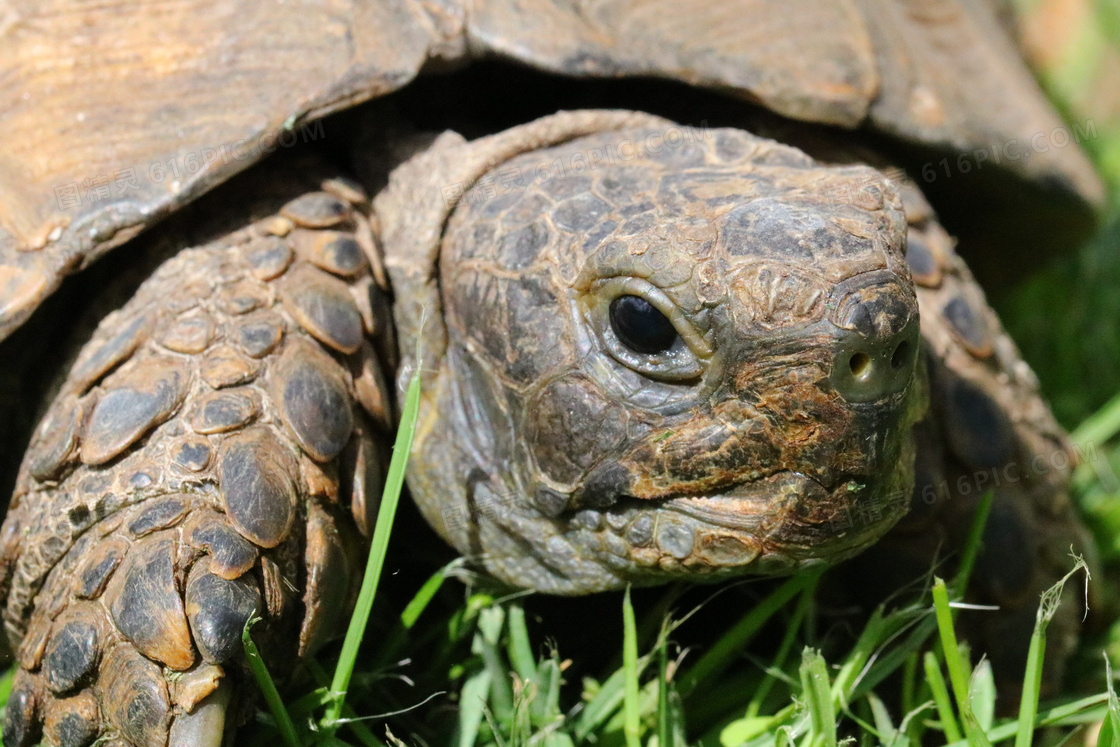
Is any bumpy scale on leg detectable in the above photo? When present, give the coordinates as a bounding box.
[829,186,1094,708]
[0,181,391,746]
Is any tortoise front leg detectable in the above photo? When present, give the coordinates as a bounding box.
[0,182,392,747]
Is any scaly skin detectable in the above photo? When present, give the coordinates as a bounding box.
[0,113,1093,743]
[0,180,387,747]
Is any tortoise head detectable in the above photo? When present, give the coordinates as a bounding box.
[384,120,926,593]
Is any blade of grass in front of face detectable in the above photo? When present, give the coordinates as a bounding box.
[458,667,492,747]
[576,652,658,738]
[712,589,813,745]
[849,605,934,700]
[834,604,925,704]
[623,586,642,747]
[243,617,301,747]
[931,578,991,747]
[533,651,570,740]
[603,677,663,735]
[596,577,811,742]
[900,652,918,716]
[923,650,961,743]
[1015,556,1089,747]
[507,674,533,746]
[799,648,837,747]
[747,585,812,719]
[679,573,819,700]
[866,692,896,745]
[931,579,968,707]
[576,670,628,739]
[477,605,514,724]
[839,701,882,747]
[952,492,994,595]
[860,689,913,747]
[480,703,509,747]
[663,686,689,747]
[658,618,671,747]
[969,660,995,733]
[325,369,422,730]
[372,561,454,666]
[1097,655,1120,747]
[1071,390,1120,447]
[505,602,538,686]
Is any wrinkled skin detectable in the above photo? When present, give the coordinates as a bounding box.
[400,127,925,593]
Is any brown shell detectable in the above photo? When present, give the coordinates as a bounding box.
[0,0,1104,341]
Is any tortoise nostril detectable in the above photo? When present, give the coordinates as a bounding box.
[848,352,872,379]
[831,330,918,403]
[890,340,910,370]
[828,280,919,402]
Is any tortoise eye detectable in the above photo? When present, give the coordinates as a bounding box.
[609,295,679,354]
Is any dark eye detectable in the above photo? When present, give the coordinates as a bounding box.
[609,295,679,354]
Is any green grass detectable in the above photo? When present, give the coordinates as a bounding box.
[238,442,1115,747]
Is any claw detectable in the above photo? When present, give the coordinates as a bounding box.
[169,679,231,747]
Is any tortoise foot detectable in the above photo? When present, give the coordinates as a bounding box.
[0,181,390,745]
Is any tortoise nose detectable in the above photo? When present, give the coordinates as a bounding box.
[828,279,920,403]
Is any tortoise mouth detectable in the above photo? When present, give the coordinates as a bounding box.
[582,469,909,576]
[660,470,830,531]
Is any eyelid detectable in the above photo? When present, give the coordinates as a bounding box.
[609,278,713,358]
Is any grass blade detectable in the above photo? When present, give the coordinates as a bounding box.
[799,648,837,747]
[658,620,671,747]
[866,692,897,746]
[746,586,811,719]
[506,603,538,685]
[931,578,991,747]
[243,617,301,747]
[970,660,996,733]
[952,492,994,594]
[1015,556,1089,747]
[458,668,492,747]
[1098,655,1120,747]
[923,651,961,743]
[680,573,818,699]
[931,578,968,708]
[623,586,642,747]
[401,563,453,630]
[326,369,422,728]
[576,670,628,738]
[477,605,513,723]
[1072,389,1120,446]
[301,660,386,747]
[852,609,937,700]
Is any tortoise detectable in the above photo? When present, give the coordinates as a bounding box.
[0,0,1105,745]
